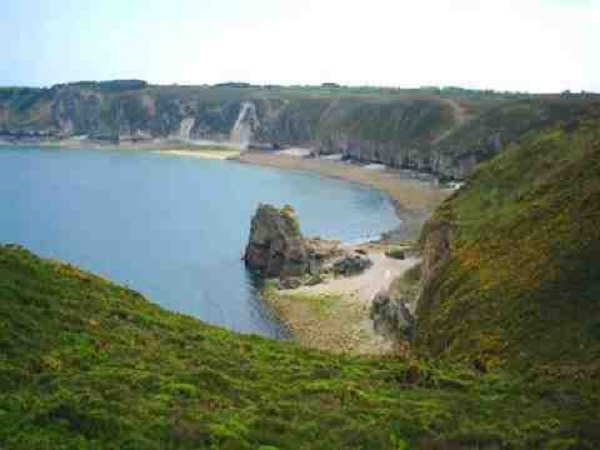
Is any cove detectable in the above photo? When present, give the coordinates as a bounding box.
[0,146,401,337]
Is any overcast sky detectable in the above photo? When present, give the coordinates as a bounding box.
[2,0,599,92]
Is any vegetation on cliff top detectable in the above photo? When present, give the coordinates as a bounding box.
[416,120,600,381]
[1,244,598,449]
[3,81,599,180]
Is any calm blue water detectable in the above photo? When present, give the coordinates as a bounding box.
[0,146,400,337]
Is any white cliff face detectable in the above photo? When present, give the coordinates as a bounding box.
[230,102,260,149]
[178,117,195,140]
[58,118,74,136]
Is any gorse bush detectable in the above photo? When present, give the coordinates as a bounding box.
[1,244,598,448]
[417,120,600,375]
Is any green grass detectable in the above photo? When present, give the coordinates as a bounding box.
[1,244,598,448]
[262,282,341,324]
[434,98,600,158]
[417,120,600,375]
[267,290,339,317]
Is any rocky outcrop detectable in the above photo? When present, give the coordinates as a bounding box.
[303,238,345,275]
[332,253,372,276]
[244,204,371,282]
[244,204,307,278]
[416,218,453,321]
[370,290,415,341]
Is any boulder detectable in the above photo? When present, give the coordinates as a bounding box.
[244,204,308,278]
[244,204,373,283]
[304,238,344,275]
[280,277,303,289]
[332,253,372,276]
[370,290,415,341]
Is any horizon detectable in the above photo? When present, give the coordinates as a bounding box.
[2,79,599,96]
[3,0,599,93]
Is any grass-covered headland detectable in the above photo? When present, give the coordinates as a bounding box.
[1,244,597,449]
[417,120,600,373]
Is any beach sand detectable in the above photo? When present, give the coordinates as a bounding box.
[296,250,419,303]
[154,149,241,160]
[265,248,419,355]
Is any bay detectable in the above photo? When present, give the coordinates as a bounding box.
[0,146,400,337]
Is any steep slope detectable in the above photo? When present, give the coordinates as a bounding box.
[416,120,600,377]
[430,97,600,178]
[1,244,598,449]
[3,81,599,179]
[316,96,455,166]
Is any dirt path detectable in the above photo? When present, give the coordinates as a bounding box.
[433,98,470,144]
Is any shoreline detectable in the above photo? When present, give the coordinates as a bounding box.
[239,151,450,242]
[3,140,447,354]
[153,149,241,160]
[2,141,241,160]
[1,137,242,152]
[3,141,449,238]
[236,151,448,355]
[263,246,420,355]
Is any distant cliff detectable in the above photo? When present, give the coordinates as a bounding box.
[2,81,600,179]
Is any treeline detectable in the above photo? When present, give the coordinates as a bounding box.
[51,79,149,92]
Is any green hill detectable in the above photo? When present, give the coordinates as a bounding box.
[3,85,600,448]
[416,119,600,379]
[1,244,598,449]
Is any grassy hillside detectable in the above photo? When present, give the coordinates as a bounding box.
[1,244,599,449]
[434,97,600,159]
[416,120,600,379]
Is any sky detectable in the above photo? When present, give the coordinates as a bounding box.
[2,0,599,92]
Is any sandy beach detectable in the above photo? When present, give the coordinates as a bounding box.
[296,250,419,303]
[264,247,419,355]
[154,149,241,160]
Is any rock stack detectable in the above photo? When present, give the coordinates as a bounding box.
[244,204,372,284]
[244,204,308,278]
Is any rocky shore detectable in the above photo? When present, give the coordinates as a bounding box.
[236,151,450,356]
[244,203,422,355]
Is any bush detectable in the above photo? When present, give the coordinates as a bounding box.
[385,247,406,259]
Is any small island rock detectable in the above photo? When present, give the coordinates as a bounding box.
[244,204,308,278]
[244,203,373,283]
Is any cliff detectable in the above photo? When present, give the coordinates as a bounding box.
[415,119,600,377]
[3,81,600,180]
